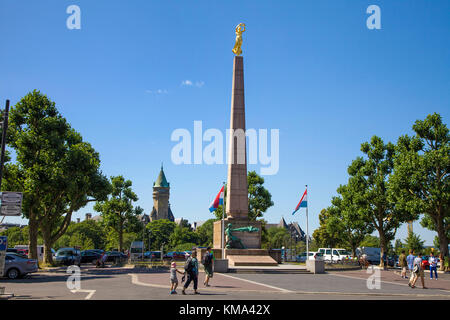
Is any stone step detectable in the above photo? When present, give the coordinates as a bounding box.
[227,254,278,267]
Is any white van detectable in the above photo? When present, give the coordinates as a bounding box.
[317,248,351,262]
[130,241,144,261]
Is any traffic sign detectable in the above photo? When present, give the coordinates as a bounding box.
[0,236,8,251]
[0,236,7,251]
[1,191,23,204]
[0,204,21,216]
[0,192,23,216]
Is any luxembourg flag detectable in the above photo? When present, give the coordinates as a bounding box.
[292,188,307,215]
[209,186,224,212]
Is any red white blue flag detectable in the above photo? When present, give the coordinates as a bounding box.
[292,188,307,215]
[209,186,224,212]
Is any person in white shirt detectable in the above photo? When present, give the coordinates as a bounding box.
[429,252,438,280]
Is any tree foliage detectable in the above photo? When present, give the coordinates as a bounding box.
[346,136,414,267]
[390,113,449,269]
[327,183,374,257]
[94,176,140,252]
[5,90,110,263]
[146,219,176,251]
[312,209,343,249]
[195,219,215,247]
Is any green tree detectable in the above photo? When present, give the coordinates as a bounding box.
[146,219,176,251]
[195,219,215,246]
[394,239,405,255]
[248,171,274,221]
[360,235,380,248]
[347,136,414,267]
[212,171,274,221]
[265,227,290,249]
[169,225,199,250]
[390,113,449,270]
[328,183,374,257]
[53,220,107,250]
[0,227,27,248]
[312,209,342,249]
[94,176,140,252]
[5,91,110,262]
[404,232,425,254]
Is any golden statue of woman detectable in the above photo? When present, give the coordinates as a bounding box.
[232,23,246,56]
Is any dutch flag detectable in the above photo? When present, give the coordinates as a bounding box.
[292,188,307,215]
[209,186,224,212]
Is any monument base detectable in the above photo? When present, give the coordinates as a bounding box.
[213,220,262,249]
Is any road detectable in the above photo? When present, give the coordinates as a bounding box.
[1,266,450,300]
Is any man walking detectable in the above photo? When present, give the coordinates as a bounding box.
[398,250,407,279]
[202,247,214,287]
[182,250,200,295]
[410,252,427,289]
[429,252,438,280]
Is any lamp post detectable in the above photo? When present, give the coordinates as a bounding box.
[140,215,148,262]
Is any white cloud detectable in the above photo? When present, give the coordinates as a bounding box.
[146,89,168,94]
[181,80,193,86]
[181,80,205,88]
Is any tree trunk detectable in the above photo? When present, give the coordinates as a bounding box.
[119,224,123,252]
[379,231,386,269]
[28,214,39,261]
[436,219,449,271]
[351,245,357,259]
[41,225,54,265]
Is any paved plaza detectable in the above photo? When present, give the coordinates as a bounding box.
[1,266,449,300]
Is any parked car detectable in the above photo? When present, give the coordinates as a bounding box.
[53,248,81,266]
[163,251,187,260]
[144,251,162,260]
[105,251,128,263]
[80,250,102,263]
[3,253,38,279]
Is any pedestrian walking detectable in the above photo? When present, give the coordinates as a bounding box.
[169,262,184,294]
[398,250,408,278]
[429,252,438,280]
[182,250,199,295]
[202,247,214,287]
[410,252,427,289]
[406,250,415,283]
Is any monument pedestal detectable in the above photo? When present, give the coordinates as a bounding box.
[213,220,261,249]
[213,220,277,267]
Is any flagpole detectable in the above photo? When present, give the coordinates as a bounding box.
[221,182,225,260]
[305,185,309,260]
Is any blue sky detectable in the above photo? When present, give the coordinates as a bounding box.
[1,1,449,245]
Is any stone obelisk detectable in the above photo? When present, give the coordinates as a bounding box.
[212,24,277,266]
[225,55,248,220]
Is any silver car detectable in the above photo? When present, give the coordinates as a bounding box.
[3,253,38,279]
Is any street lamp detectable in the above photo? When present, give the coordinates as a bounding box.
[140,215,148,262]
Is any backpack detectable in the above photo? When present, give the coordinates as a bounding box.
[202,252,212,266]
[184,257,193,272]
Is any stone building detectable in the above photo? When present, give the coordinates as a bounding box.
[149,165,175,222]
[266,217,306,242]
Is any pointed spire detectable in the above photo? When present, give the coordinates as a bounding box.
[154,164,169,188]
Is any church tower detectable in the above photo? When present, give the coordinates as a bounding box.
[150,165,175,222]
